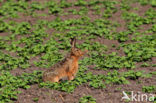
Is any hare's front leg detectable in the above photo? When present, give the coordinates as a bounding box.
[67,74,74,80]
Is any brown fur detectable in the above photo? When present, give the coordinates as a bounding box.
[42,38,88,82]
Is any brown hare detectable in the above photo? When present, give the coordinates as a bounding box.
[42,37,88,83]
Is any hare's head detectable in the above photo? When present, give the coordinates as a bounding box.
[70,37,88,58]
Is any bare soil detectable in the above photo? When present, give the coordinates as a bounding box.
[0,1,155,103]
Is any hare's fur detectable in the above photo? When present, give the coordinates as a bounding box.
[42,38,87,82]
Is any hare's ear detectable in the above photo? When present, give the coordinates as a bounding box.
[71,37,76,48]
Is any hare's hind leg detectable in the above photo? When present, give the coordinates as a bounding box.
[52,76,59,82]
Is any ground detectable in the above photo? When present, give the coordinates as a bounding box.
[0,0,156,103]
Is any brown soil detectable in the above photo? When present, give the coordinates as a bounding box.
[0,1,155,103]
[0,32,10,37]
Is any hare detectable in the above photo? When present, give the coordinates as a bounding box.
[42,37,88,83]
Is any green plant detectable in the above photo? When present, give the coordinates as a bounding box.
[0,20,9,32]
[123,70,143,80]
[47,1,62,14]
[33,97,39,102]
[142,85,156,93]
[114,31,130,42]
[79,95,96,103]
[0,0,155,102]
[104,70,129,84]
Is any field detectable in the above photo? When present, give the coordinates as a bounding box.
[0,0,156,103]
